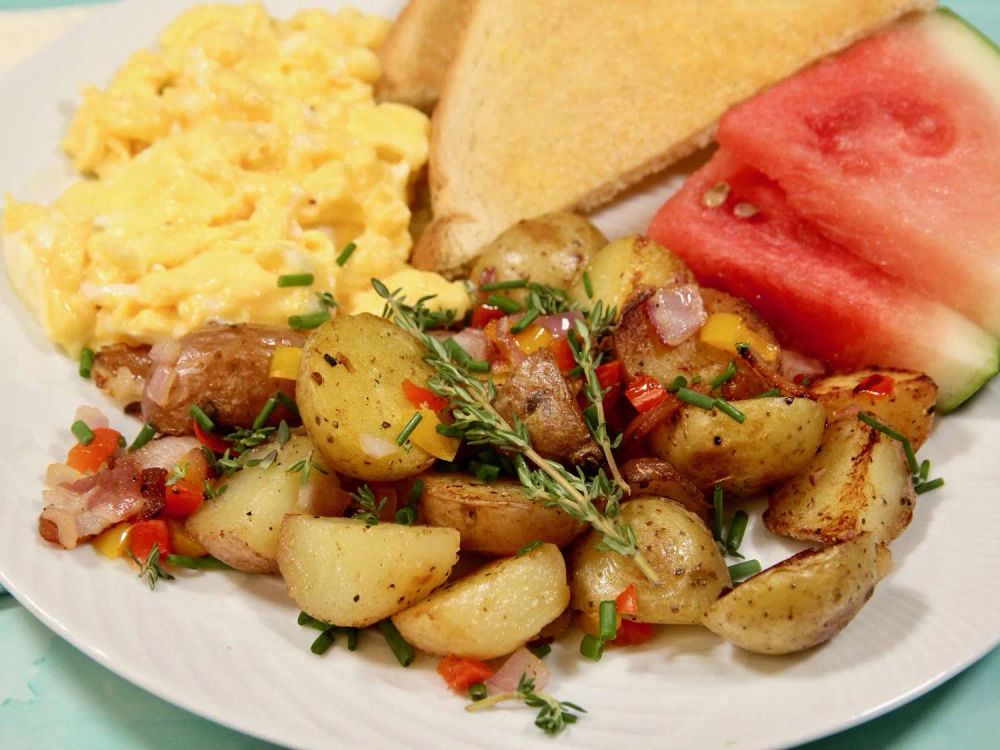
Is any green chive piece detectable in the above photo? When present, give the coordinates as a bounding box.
[857,412,919,475]
[317,291,337,309]
[275,391,300,419]
[277,273,314,288]
[919,459,930,483]
[712,485,724,542]
[336,241,357,266]
[311,629,336,655]
[754,388,781,399]
[395,506,417,525]
[725,510,749,555]
[580,633,605,661]
[165,554,233,570]
[714,398,746,424]
[189,404,215,432]
[79,347,95,379]
[583,271,594,299]
[666,375,688,393]
[117,434,127,448]
[676,387,715,410]
[728,559,762,582]
[129,423,157,452]
[444,338,472,365]
[481,278,528,292]
[346,628,359,651]
[485,294,522,314]
[467,359,491,374]
[598,600,618,641]
[378,619,415,667]
[915,478,945,494]
[710,361,737,389]
[71,420,95,446]
[396,412,424,446]
[530,643,552,659]
[288,311,330,330]
[407,479,425,506]
[297,611,329,631]
[252,397,278,431]
[469,682,488,702]
[517,540,543,557]
[510,308,540,334]
[472,462,500,483]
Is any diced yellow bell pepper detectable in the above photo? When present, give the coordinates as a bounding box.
[168,519,207,558]
[700,313,779,362]
[269,345,303,380]
[514,325,553,355]
[92,522,131,559]
[409,408,461,461]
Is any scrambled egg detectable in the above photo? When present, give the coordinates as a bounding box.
[2,3,467,355]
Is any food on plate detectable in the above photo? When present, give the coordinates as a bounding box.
[647,149,999,410]
[766,418,916,545]
[185,435,346,573]
[417,474,587,555]
[413,0,933,274]
[619,458,709,523]
[391,543,570,659]
[278,515,460,627]
[717,10,1000,335]
[2,3,464,354]
[376,0,474,111]
[570,498,729,625]
[703,535,880,655]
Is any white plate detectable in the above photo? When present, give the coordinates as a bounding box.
[1,2,998,748]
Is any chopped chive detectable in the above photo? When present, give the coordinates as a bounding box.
[336,241,357,266]
[277,273,314,288]
[444,338,472,365]
[117,434,127,448]
[252,397,278,431]
[436,423,465,438]
[298,611,329,631]
[728,559,762,582]
[710,361,737,389]
[485,294,522,314]
[288,311,330,330]
[71,420,95,446]
[725,510,749,556]
[857,412,919,474]
[407,479,425,506]
[517,540,543,557]
[165,554,233,570]
[395,506,417,525]
[311,629,336,655]
[275,391,299,418]
[915,478,945,494]
[377,619,415,667]
[467,359,491,374]
[317,291,337,309]
[79,347,95,379]
[676,387,715,410]
[482,278,528,291]
[129,423,157,452]
[919,459,930,483]
[472,462,500,482]
[469,682,488,702]
[580,633,605,661]
[754,388,781,399]
[598,600,617,641]
[582,271,594,299]
[712,485,724,542]
[346,627,359,651]
[666,375,689,393]
[396,412,423,446]
[530,643,552,659]
[188,404,214,432]
[714,398,746,424]
[510,308,540,334]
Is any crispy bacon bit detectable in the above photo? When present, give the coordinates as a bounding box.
[139,468,169,519]
[621,395,683,457]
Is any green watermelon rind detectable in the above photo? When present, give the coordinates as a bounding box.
[938,6,1000,57]
[941,344,1000,413]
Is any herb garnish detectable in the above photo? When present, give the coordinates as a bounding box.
[287,451,327,485]
[465,673,585,736]
[165,461,188,486]
[128,543,174,591]
[351,484,385,525]
[857,411,944,494]
[79,347,95,379]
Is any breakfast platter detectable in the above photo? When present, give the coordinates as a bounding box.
[0,1,998,749]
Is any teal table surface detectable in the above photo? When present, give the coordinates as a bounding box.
[1,1,999,748]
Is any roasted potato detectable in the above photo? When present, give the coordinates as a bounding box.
[470,212,605,299]
[650,397,825,496]
[277,516,460,627]
[620,458,710,523]
[766,418,915,545]
[570,497,729,624]
[185,435,346,573]
[391,543,570,659]
[569,235,695,313]
[703,535,879,654]
[614,288,780,400]
[297,314,436,481]
[418,474,586,555]
[809,369,937,449]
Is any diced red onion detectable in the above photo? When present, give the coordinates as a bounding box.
[131,436,200,470]
[781,350,825,382]
[359,433,398,459]
[145,365,177,407]
[451,328,488,362]
[149,338,182,365]
[73,405,109,430]
[832,404,862,421]
[645,285,706,346]
[486,647,549,693]
[537,312,582,337]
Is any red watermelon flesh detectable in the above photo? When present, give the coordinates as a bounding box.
[647,148,998,411]
[717,10,1000,335]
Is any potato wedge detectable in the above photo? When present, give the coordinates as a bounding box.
[418,474,586,555]
[650,397,826,496]
[809,369,937,449]
[766,418,916,544]
[391,543,569,659]
[703,535,879,654]
[277,516,459,627]
[570,497,729,624]
[297,314,436,481]
[185,435,345,573]
[620,457,710,524]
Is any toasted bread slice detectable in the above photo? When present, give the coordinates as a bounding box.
[414,0,935,274]
[376,0,475,112]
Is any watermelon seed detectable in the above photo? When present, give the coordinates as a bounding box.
[733,202,759,219]
[702,181,731,208]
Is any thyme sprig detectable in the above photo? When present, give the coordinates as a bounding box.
[351,484,385,525]
[128,543,174,591]
[465,673,585,736]
[374,279,660,584]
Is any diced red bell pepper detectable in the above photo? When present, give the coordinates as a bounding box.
[128,519,172,562]
[193,420,230,454]
[853,373,895,397]
[615,584,639,616]
[613,619,655,646]
[163,483,204,518]
[437,655,494,692]
[470,305,506,329]
[67,427,123,473]
[548,337,576,373]
[402,379,448,413]
[624,374,669,413]
[621,395,682,455]
[596,360,624,390]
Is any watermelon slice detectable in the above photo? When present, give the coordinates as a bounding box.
[647,148,998,411]
[717,9,1000,335]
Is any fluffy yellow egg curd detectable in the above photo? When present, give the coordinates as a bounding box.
[2,3,467,356]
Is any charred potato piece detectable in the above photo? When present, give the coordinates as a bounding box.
[419,474,586,555]
[297,314,436,481]
[620,457,710,523]
[570,497,729,624]
[809,369,937,449]
[470,212,605,300]
[650,397,826,496]
[766,418,915,545]
[703,535,879,654]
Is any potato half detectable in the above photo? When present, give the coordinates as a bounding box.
[277,516,460,627]
[391,543,570,659]
[703,535,879,654]
[570,497,729,624]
